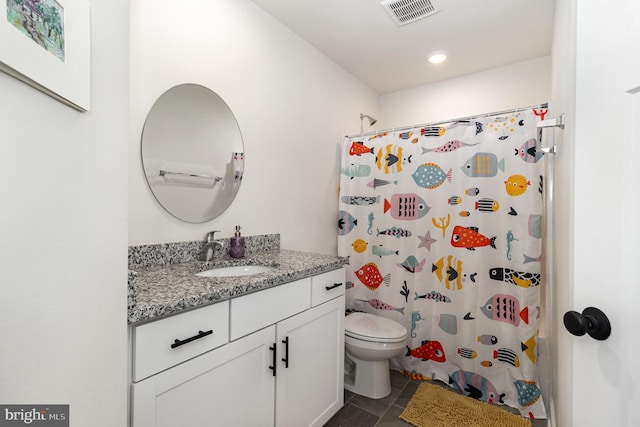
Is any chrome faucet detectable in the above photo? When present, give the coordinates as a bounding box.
[201,230,223,262]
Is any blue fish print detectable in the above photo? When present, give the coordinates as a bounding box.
[341,164,371,179]
[377,226,411,238]
[398,256,426,273]
[341,195,381,205]
[461,153,504,178]
[515,138,544,163]
[412,162,452,189]
[411,311,423,338]
[338,210,357,235]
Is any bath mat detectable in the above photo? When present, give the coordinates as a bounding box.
[399,382,531,427]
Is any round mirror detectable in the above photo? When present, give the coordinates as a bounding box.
[141,84,244,223]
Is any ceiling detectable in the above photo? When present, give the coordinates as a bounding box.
[249,0,556,94]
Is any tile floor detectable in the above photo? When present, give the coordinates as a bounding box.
[323,370,415,427]
[323,370,547,427]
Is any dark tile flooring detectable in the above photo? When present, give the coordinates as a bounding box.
[323,370,416,427]
[324,370,547,427]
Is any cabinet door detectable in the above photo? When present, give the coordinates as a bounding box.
[132,325,276,427]
[275,296,345,427]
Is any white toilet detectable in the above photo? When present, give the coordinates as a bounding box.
[344,312,408,399]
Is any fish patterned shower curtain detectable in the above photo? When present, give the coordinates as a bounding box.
[338,109,547,419]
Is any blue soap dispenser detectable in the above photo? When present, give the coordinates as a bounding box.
[229,225,245,258]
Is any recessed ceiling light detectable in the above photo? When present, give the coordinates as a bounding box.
[428,51,447,64]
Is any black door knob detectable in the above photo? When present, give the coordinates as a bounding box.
[563,307,611,341]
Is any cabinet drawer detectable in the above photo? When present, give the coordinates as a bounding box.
[230,278,311,340]
[133,301,229,381]
[311,268,346,307]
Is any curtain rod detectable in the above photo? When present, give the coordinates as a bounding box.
[346,102,549,139]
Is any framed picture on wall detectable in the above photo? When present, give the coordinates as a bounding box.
[0,0,90,111]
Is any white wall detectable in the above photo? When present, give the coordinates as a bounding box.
[129,0,379,255]
[378,56,551,129]
[0,1,129,426]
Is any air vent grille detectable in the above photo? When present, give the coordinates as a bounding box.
[381,0,440,26]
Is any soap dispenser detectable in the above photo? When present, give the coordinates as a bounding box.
[229,225,245,258]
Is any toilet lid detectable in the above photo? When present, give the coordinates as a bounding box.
[345,312,408,342]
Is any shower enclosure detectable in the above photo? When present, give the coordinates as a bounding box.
[338,106,555,419]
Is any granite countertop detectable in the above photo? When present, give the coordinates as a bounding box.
[128,249,347,325]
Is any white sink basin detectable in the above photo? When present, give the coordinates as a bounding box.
[196,265,275,278]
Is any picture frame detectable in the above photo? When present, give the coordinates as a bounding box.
[0,0,90,111]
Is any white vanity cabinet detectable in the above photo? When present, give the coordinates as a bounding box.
[130,267,345,427]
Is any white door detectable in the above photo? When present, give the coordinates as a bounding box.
[568,1,640,425]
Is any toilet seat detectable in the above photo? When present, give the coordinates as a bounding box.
[345,312,408,343]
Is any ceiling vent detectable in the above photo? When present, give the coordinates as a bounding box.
[381,0,441,26]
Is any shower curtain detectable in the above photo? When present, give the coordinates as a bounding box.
[338,108,547,419]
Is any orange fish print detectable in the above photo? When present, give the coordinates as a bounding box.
[406,340,446,362]
[355,263,390,290]
[401,370,432,381]
[451,226,497,250]
[349,141,374,156]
